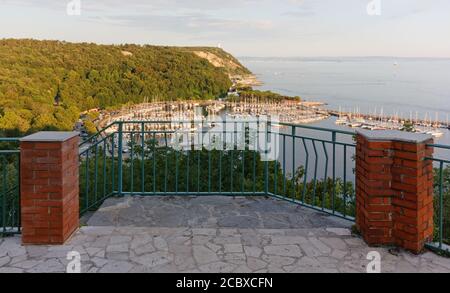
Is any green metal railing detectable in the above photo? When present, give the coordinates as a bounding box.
[79,120,357,221]
[0,138,21,236]
[268,121,356,220]
[79,132,118,215]
[425,143,450,255]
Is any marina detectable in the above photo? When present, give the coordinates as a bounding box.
[96,99,331,136]
[93,99,447,140]
[224,98,329,124]
[329,107,447,138]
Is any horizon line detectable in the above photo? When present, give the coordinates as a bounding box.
[238,56,450,60]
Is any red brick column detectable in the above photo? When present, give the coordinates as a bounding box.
[20,132,79,245]
[355,130,434,254]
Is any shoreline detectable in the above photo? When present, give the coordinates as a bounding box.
[230,73,263,87]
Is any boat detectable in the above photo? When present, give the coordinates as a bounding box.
[427,130,444,138]
[335,107,346,125]
[348,122,362,128]
[335,118,348,125]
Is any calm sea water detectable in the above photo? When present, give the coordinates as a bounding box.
[241,57,450,120]
[241,57,450,151]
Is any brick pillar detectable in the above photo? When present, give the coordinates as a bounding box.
[20,132,79,245]
[355,130,434,254]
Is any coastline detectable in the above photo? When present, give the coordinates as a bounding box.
[230,73,263,87]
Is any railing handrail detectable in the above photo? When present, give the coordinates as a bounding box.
[426,143,450,164]
[0,150,20,154]
[110,120,356,136]
[275,121,356,136]
[427,143,450,150]
[79,121,118,147]
[0,138,20,143]
[79,132,116,156]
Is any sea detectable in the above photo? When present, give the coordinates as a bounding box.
[240,57,450,176]
[241,57,450,119]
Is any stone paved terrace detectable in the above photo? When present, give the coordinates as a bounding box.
[1,196,450,273]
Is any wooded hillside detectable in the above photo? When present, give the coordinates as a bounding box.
[0,39,240,136]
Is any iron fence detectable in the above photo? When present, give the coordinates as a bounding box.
[79,120,357,221]
[268,122,356,220]
[79,132,118,215]
[425,143,450,255]
[0,138,21,236]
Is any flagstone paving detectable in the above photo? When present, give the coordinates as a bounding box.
[0,196,449,273]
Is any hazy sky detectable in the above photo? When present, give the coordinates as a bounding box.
[1,0,449,57]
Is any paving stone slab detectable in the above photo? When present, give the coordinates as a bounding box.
[1,196,449,273]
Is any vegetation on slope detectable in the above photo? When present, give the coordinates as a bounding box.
[228,89,301,102]
[0,39,238,136]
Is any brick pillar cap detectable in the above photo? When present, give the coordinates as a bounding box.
[356,129,432,143]
[20,131,79,142]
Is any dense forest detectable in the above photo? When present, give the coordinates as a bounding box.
[0,39,238,136]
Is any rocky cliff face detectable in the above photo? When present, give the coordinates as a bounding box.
[186,47,261,87]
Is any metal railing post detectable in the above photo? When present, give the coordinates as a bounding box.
[2,156,6,235]
[264,121,270,195]
[292,125,296,200]
[17,152,21,230]
[118,122,124,197]
[332,131,337,214]
[439,161,444,250]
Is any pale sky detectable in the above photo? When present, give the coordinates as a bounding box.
[1,0,449,57]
